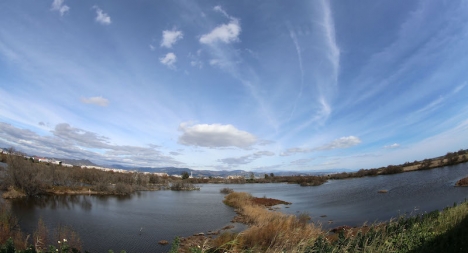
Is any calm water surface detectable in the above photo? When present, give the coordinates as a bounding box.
[6,163,468,253]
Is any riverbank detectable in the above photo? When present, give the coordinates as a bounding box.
[174,192,303,252]
[167,192,468,253]
[0,154,203,199]
[323,151,468,183]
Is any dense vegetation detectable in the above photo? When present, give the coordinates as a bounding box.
[324,149,468,181]
[2,148,467,193]
[0,153,172,197]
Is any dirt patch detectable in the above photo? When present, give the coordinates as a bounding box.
[2,187,26,199]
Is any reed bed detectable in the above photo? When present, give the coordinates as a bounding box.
[202,192,468,253]
[212,192,321,252]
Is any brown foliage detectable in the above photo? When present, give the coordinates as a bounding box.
[220,187,234,194]
[2,154,170,197]
[219,192,321,252]
[455,176,468,186]
[0,204,25,249]
[4,155,46,196]
[33,218,48,251]
[381,165,404,175]
[54,225,82,252]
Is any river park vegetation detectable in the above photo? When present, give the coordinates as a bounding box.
[0,149,468,252]
[1,148,468,199]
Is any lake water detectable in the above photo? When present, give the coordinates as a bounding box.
[5,163,468,252]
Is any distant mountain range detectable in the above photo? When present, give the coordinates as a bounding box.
[111,164,249,177]
[110,164,353,177]
[58,158,97,166]
[6,149,353,177]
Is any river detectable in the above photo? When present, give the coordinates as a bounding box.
[4,163,468,252]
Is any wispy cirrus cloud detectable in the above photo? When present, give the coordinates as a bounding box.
[51,0,70,16]
[80,96,109,107]
[178,123,257,149]
[287,27,305,121]
[281,136,361,156]
[218,151,275,167]
[290,158,314,166]
[93,6,111,25]
[384,143,400,149]
[285,0,340,138]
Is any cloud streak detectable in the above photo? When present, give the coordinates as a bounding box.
[281,136,361,156]
[80,96,109,107]
[218,151,275,166]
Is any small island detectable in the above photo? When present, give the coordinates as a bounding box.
[455,176,468,186]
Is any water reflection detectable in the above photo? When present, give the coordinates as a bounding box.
[8,163,468,253]
[11,195,93,212]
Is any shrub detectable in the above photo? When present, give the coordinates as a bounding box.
[381,165,403,175]
[0,205,24,249]
[4,155,45,196]
[170,181,199,191]
[113,183,133,195]
[92,182,110,192]
[220,187,234,194]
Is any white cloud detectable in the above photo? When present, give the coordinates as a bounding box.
[149,44,155,51]
[160,29,183,48]
[281,136,361,156]
[93,6,111,25]
[159,52,177,68]
[178,123,257,148]
[51,0,70,16]
[199,19,241,44]
[218,151,275,166]
[213,6,229,18]
[80,96,109,107]
[384,143,400,149]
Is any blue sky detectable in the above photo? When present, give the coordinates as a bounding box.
[1,0,468,172]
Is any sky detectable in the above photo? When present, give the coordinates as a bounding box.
[1,0,468,172]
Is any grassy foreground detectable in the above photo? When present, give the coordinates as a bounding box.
[1,192,468,252]
[170,192,468,253]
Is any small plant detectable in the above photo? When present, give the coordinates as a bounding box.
[168,237,180,253]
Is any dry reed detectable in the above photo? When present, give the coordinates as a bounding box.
[216,192,321,252]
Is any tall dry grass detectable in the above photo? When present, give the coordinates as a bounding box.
[209,197,468,253]
[214,192,321,252]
